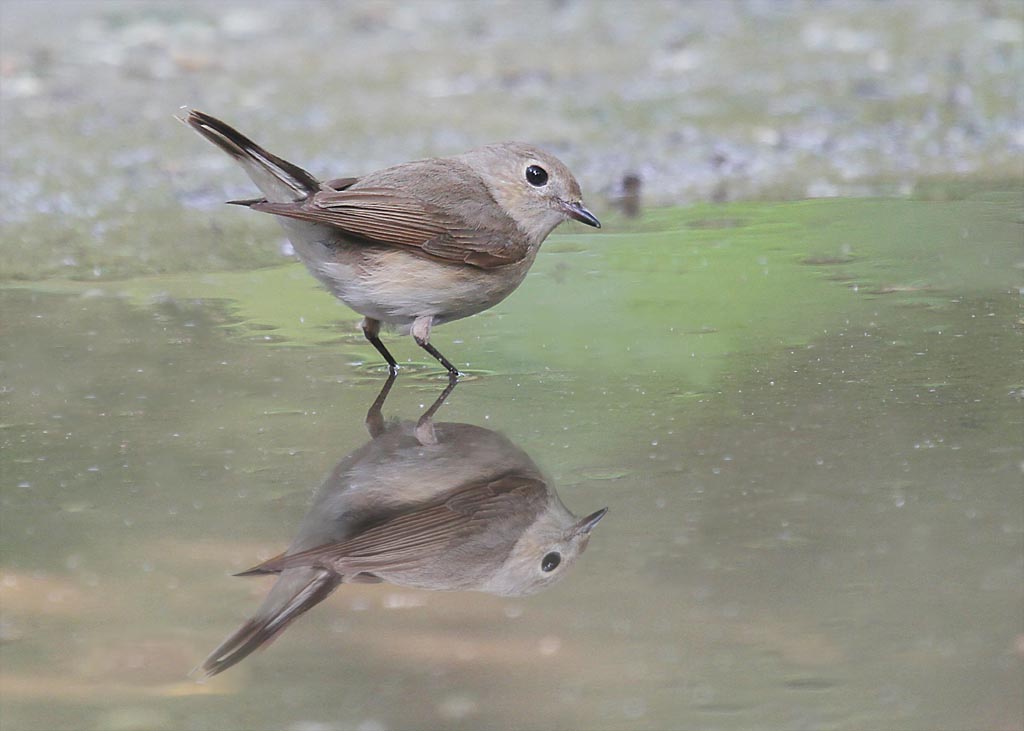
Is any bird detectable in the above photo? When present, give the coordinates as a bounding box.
[183,110,600,376]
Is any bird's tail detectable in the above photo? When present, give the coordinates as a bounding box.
[183,109,321,204]
[192,568,342,680]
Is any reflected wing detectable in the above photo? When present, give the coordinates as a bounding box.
[245,474,548,575]
[250,187,527,269]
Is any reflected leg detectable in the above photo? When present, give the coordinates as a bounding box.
[365,371,398,438]
[415,372,459,445]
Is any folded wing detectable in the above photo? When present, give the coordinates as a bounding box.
[251,187,528,269]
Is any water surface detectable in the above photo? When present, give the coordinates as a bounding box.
[2,191,1022,730]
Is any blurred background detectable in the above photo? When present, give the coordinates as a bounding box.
[1,0,1021,279]
[1,2,1022,731]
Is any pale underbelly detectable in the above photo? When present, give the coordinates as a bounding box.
[286,225,534,329]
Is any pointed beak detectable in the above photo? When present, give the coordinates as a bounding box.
[575,507,608,535]
[560,200,601,228]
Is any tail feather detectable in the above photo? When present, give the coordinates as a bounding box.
[192,568,342,680]
[184,109,321,203]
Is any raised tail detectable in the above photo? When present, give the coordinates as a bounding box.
[183,109,321,204]
[192,568,342,680]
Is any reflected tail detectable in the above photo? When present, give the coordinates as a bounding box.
[193,568,342,680]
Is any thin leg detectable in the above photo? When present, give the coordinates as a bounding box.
[415,373,458,445]
[418,342,461,377]
[420,373,458,423]
[411,315,462,377]
[365,371,397,438]
[361,317,398,375]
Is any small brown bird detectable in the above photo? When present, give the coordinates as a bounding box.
[183,110,600,376]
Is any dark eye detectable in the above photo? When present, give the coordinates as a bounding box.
[541,552,561,572]
[525,165,548,187]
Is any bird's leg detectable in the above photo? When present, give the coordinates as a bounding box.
[411,315,462,377]
[361,317,399,375]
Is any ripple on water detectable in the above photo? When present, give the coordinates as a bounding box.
[344,360,495,385]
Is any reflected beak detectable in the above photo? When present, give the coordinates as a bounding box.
[560,200,601,228]
[575,507,608,535]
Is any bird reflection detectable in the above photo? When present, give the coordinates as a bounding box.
[195,376,607,679]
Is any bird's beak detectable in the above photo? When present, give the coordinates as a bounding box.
[575,507,608,535]
[560,200,601,228]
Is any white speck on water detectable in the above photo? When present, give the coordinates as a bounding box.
[436,695,478,721]
[538,635,562,656]
[382,593,426,609]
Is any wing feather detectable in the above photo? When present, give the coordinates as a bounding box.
[245,475,547,575]
[250,187,527,269]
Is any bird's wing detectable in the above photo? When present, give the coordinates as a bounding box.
[249,187,528,269]
[242,474,548,576]
[323,176,359,191]
[226,175,358,207]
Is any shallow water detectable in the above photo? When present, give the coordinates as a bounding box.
[2,189,1021,730]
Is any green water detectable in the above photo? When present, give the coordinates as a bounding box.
[2,191,1022,730]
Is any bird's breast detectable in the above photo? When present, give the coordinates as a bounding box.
[289,229,537,327]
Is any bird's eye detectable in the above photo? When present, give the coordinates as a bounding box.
[541,552,561,572]
[525,165,549,187]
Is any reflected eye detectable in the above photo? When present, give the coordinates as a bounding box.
[541,552,561,572]
[525,165,548,187]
